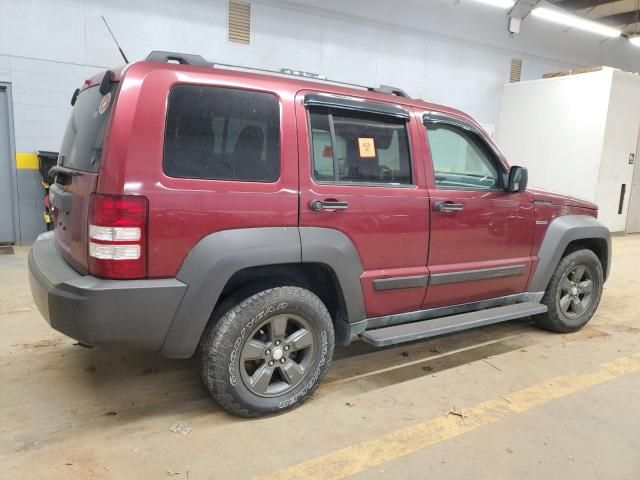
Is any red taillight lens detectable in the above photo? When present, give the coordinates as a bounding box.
[88,194,148,279]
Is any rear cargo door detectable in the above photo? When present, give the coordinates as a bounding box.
[51,80,116,273]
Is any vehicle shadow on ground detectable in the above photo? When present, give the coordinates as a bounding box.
[4,318,571,453]
[40,319,542,423]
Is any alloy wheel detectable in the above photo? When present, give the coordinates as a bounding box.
[558,264,594,319]
[239,314,315,397]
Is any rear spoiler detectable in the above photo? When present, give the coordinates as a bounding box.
[71,70,116,106]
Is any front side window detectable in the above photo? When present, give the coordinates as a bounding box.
[425,123,501,190]
[309,109,412,185]
[164,85,280,182]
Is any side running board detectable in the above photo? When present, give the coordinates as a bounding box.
[360,302,548,347]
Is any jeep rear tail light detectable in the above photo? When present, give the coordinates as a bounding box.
[88,194,148,279]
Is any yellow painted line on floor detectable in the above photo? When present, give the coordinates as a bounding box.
[257,352,640,480]
[16,152,38,169]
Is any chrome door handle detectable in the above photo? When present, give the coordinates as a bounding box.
[433,202,463,212]
[310,199,349,211]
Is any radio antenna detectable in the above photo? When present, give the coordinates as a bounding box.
[101,16,129,64]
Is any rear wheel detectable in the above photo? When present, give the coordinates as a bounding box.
[200,286,334,417]
[536,248,604,333]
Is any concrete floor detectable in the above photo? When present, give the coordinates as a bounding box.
[1,236,639,479]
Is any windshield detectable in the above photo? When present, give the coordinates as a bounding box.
[58,84,115,172]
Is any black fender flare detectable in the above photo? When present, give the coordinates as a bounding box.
[528,215,611,293]
[299,227,366,322]
[160,227,365,358]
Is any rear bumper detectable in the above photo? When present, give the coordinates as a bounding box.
[28,231,187,351]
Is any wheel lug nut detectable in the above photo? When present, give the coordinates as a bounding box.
[265,349,271,356]
[284,345,290,351]
[275,340,281,346]
[280,358,286,364]
[268,361,274,367]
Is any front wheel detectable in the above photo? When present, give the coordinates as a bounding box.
[535,248,604,333]
[200,286,335,417]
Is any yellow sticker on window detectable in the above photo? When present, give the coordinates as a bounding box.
[358,138,376,158]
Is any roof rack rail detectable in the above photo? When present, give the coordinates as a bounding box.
[144,51,410,98]
[368,85,410,98]
[145,51,212,67]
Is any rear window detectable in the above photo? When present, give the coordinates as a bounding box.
[164,85,280,182]
[309,109,412,185]
[59,85,114,172]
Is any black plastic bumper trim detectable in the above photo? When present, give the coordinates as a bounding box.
[28,232,187,351]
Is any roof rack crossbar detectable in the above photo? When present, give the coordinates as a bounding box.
[144,51,410,98]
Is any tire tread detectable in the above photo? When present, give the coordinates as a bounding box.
[535,248,603,333]
[200,286,334,417]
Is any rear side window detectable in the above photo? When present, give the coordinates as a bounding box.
[309,109,412,185]
[164,85,280,182]
[59,85,114,172]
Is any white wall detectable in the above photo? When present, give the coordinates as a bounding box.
[497,69,640,232]
[1,0,640,132]
[2,0,640,241]
[597,71,640,231]
[497,70,613,202]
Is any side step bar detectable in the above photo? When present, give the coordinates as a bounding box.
[360,302,548,347]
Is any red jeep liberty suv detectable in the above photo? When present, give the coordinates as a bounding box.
[29,52,611,417]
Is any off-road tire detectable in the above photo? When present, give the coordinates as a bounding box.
[535,248,604,333]
[200,286,335,417]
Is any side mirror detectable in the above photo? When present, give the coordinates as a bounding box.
[507,166,528,193]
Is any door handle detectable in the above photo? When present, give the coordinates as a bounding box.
[433,201,464,213]
[310,199,349,211]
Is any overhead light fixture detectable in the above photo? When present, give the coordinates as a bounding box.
[532,6,621,38]
[469,0,516,9]
[631,36,640,47]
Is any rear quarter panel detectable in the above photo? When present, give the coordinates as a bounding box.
[98,63,299,277]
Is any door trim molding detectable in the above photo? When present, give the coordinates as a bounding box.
[370,264,526,292]
[429,264,525,286]
[373,274,429,291]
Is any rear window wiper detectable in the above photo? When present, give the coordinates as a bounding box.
[49,165,81,178]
